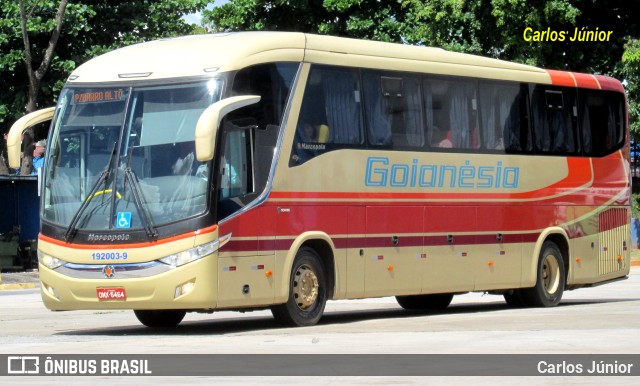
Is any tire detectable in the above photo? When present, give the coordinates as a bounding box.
[396,293,454,311]
[271,247,327,327]
[522,241,566,307]
[134,310,186,328]
[503,289,526,308]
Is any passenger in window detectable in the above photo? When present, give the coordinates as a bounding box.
[317,124,330,143]
[437,129,452,148]
[301,123,316,142]
[302,123,330,143]
[32,139,47,175]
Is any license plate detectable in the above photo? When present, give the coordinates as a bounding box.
[96,287,127,301]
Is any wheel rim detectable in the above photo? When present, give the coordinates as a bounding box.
[542,253,560,295]
[293,264,319,310]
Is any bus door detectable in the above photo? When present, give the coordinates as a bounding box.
[216,121,276,308]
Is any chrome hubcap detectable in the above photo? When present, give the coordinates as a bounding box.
[293,264,319,310]
[542,254,560,295]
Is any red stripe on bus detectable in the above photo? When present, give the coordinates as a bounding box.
[599,208,629,233]
[593,75,625,93]
[220,231,545,253]
[548,71,624,93]
[547,70,576,87]
[571,72,600,89]
[222,239,260,252]
[38,224,218,250]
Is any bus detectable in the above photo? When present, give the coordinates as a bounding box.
[7,32,630,328]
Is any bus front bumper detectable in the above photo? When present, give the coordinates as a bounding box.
[38,256,218,311]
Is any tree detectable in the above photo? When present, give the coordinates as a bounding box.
[20,0,69,115]
[0,0,209,174]
[623,39,640,138]
[203,0,409,42]
[204,1,638,71]
[622,38,640,183]
[16,0,69,174]
[204,0,640,151]
[1,0,81,174]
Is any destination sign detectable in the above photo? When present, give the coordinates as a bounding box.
[74,89,125,104]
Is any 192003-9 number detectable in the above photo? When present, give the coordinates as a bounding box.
[91,252,128,261]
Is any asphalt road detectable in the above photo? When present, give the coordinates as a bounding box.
[1,267,639,384]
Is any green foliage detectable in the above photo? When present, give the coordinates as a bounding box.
[2,0,639,152]
[632,193,640,218]
[623,39,640,139]
[203,0,407,41]
[204,1,637,71]
[204,0,640,152]
[0,0,209,134]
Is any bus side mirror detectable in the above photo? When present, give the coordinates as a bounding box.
[7,107,56,168]
[195,95,261,162]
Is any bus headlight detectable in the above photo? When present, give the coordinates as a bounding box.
[158,234,231,268]
[38,250,67,270]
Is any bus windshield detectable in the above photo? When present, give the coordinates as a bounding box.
[43,79,224,234]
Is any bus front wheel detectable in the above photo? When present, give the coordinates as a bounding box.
[134,310,186,328]
[522,241,566,307]
[396,293,454,310]
[271,247,327,327]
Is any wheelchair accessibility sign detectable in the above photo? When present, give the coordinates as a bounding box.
[116,212,132,229]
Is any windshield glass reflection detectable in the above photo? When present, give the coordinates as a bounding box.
[43,80,223,231]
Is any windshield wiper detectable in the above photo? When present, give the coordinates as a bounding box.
[123,169,158,240]
[123,149,158,240]
[64,142,118,242]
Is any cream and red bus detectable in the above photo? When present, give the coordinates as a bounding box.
[7,32,630,327]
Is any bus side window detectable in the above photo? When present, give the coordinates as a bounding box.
[531,86,579,155]
[219,128,252,200]
[425,77,478,150]
[478,82,530,153]
[579,90,624,157]
[363,71,424,148]
[291,65,363,165]
[218,62,297,220]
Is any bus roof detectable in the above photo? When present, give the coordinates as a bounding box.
[67,32,621,91]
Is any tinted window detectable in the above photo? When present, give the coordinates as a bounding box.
[218,63,297,220]
[531,86,579,155]
[219,129,253,200]
[292,66,363,165]
[362,71,424,148]
[478,82,531,153]
[424,77,479,150]
[580,90,625,157]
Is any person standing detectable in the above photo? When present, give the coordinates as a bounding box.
[32,140,46,175]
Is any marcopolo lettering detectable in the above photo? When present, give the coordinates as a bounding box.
[87,233,131,242]
[364,156,519,189]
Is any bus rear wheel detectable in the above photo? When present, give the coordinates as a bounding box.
[271,247,327,327]
[396,293,454,310]
[134,310,186,328]
[522,241,566,307]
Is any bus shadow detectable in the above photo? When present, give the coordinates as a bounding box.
[54,297,637,337]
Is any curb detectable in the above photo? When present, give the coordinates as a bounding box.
[0,283,37,290]
[632,260,640,267]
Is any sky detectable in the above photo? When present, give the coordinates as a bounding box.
[183,0,229,25]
